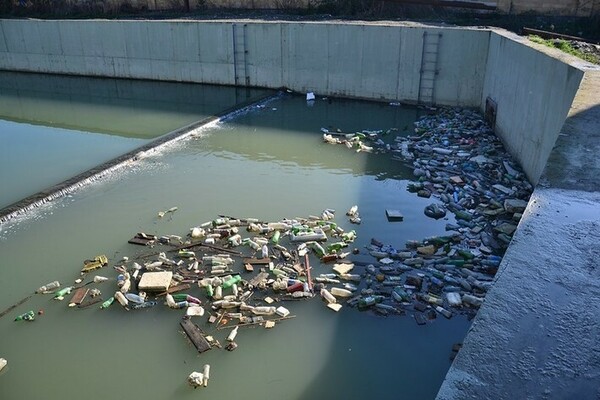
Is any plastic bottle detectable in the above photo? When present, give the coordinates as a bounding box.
[100,297,115,309]
[227,326,239,342]
[93,276,109,283]
[125,293,145,304]
[53,286,73,299]
[251,306,276,316]
[203,364,210,387]
[271,230,281,244]
[14,310,35,321]
[115,291,128,307]
[213,286,223,300]
[311,242,325,257]
[330,287,353,297]
[261,245,269,259]
[222,275,241,289]
[36,281,60,294]
[320,288,336,304]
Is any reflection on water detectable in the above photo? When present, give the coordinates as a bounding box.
[0,71,270,138]
[0,72,272,208]
[0,89,470,400]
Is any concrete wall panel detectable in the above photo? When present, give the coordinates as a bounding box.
[101,22,127,58]
[171,22,200,62]
[434,29,489,106]
[3,20,27,54]
[360,26,401,100]
[36,21,63,56]
[396,28,423,101]
[482,31,584,184]
[283,23,329,94]
[123,23,151,60]
[146,22,175,61]
[0,23,7,52]
[58,22,84,56]
[326,24,364,96]
[245,23,282,88]
[198,23,231,64]
[80,22,107,58]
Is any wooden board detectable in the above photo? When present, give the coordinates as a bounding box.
[243,258,271,265]
[156,283,191,297]
[248,272,269,287]
[69,288,89,305]
[78,297,102,309]
[385,209,404,221]
[180,319,211,353]
[128,233,156,246]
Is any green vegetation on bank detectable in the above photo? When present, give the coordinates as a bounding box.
[529,35,599,65]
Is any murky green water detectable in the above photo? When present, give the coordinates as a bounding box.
[0,72,270,207]
[0,86,471,400]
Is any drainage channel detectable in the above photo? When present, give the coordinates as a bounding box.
[0,90,281,225]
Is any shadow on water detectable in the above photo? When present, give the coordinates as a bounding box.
[0,71,271,138]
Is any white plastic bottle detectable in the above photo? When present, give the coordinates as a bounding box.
[227,326,239,342]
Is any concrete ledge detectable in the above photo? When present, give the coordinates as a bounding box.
[438,68,600,400]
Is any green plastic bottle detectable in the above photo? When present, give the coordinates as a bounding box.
[100,297,114,309]
[222,275,241,289]
[14,310,35,321]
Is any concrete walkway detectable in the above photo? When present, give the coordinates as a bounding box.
[437,69,600,399]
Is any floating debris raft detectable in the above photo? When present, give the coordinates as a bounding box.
[318,106,532,323]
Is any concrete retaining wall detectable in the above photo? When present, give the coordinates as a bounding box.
[0,19,489,107]
[481,30,585,184]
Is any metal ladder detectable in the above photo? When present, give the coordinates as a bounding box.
[232,24,249,87]
[418,31,442,105]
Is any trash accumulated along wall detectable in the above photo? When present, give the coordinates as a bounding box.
[481,30,586,185]
[0,19,489,106]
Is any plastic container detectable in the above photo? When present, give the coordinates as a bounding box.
[227,326,239,342]
[53,286,73,299]
[320,288,336,304]
[93,276,109,283]
[100,297,114,309]
[203,364,210,387]
[222,275,241,289]
[14,310,35,321]
[330,287,353,298]
[271,230,281,244]
[251,306,276,316]
[36,280,60,294]
[125,293,145,304]
[115,291,129,307]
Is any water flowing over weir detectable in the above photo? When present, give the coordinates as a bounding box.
[0,91,280,225]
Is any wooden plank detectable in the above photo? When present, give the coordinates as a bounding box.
[156,283,191,297]
[128,233,156,246]
[69,288,89,305]
[386,209,404,221]
[78,297,103,309]
[248,272,269,287]
[243,258,271,265]
[180,319,212,353]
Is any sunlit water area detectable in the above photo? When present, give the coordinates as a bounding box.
[0,80,470,400]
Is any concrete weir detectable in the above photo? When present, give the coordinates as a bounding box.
[1,18,600,398]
